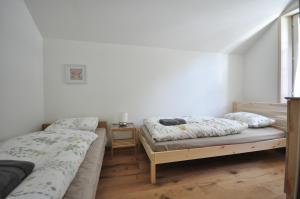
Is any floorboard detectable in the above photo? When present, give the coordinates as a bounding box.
[96,148,286,199]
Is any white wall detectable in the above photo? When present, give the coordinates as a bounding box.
[243,20,280,102]
[44,39,243,124]
[243,0,299,103]
[0,1,44,141]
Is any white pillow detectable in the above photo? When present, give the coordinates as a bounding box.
[224,112,275,128]
[45,117,99,132]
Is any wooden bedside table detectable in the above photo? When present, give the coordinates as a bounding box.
[110,123,138,158]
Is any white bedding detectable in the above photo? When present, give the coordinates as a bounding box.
[45,117,99,132]
[0,129,97,199]
[144,117,248,142]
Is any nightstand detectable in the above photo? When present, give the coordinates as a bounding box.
[110,123,138,158]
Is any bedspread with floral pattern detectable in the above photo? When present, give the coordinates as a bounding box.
[0,129,97,199]
[144,117,248,142]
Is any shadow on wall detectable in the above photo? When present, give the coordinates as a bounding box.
[225,16,278,55]
[111,53,244,123]
[227,0,299,54]
[221,54,244,115]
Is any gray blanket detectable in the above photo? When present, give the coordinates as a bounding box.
[159,118,186,126]
[0,160,34,199]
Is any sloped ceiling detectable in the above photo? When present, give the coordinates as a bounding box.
[25,0,292,53]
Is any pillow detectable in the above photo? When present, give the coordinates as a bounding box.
[45,117,99,132]
[224,112,275,128]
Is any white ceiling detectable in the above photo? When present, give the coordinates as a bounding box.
[25,0,291,53]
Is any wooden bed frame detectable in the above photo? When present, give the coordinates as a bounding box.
[139,102,287,184]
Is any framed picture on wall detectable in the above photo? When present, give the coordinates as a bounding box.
[65,64,87,84]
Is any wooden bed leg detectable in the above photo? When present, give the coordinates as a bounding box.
[150,162,156,184]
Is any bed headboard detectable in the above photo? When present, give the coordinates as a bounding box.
[42,121,108,131]
[233,101,287,131]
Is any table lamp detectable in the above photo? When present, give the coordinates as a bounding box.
[119,112,128,127]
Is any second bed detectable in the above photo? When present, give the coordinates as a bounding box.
[139,101,287,184]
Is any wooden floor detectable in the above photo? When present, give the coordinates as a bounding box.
[96,148,286,199]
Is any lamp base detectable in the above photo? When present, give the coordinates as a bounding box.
[119,122,128,127]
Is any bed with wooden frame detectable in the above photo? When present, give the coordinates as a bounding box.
[42,121,108,199]
[139,102,287,184]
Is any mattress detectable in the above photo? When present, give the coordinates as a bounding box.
[141,126,285,152]
[63,128,107,199]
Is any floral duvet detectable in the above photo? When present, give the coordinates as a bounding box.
[144,117,248,142]
[0,129,97,199]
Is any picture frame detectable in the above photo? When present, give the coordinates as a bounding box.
[64,64,87,84]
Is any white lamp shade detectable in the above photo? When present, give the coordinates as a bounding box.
[119,112,128,123]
